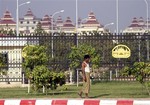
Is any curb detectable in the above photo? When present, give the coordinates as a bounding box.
[0,99,150,105]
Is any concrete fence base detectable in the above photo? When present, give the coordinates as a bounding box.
[0,99,150,105]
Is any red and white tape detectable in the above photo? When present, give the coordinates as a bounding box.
[0,99,150,105]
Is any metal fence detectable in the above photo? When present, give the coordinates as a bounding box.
[0,33,150,83]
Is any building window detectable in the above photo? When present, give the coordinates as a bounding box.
[32,27,34,29]
[27,21,29,24]
[20,21,23,24]
[33,21,36,24]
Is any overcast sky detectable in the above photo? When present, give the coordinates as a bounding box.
[0,0,150,32]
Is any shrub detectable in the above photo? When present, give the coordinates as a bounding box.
[122,62,150,95]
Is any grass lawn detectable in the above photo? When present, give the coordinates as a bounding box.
[0,81,149,99]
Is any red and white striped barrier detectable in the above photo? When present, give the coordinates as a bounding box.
[0,99,150,105]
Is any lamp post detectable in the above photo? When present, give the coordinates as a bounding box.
[51,10,64,58]
[116,0,119,78]
[104,22,114,28]
[144,0,149,61]
[144,0,149,31]
[16,0,30,36]
[116,0,119,34]
[80,18,88,24]
[104,22,114,33]
[76,0,78,47]
[138,35,142,62]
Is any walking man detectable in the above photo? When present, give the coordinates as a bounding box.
[78,55,91,98]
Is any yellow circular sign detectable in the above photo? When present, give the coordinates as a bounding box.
[112,44,131,58]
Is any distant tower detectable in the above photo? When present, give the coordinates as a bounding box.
[62,17,75,33]
[56,16,63,30]
[81,11,102,28]
[24,8,35,19]
[128,17,140,28]
[19,8,41,34]
[123,17,144,33]
[41,15,51,33]
[138,17,145,28]
[0,10,16,32]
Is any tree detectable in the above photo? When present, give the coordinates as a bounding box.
[22,45,48,93]
[69,44,100,69]
[0,53,8,76]
[28,65,65,94]
[34,22,46,34]
[0,28,7,35]
[22,45,65,93]
[122,62,150,95]
[31,65,50,93]
[8,29,14,35]
[22,45,48,71]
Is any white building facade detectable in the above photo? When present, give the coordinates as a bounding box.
[123,17,150,33]
[19,8,41,34]
[78,11,105,34]
[0,10,16,32]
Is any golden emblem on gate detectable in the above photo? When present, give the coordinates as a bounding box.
[112,44,131,58]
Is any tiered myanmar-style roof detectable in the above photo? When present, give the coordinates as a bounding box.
[0,10,16,24]
[20,8,41,21]
[24,8,35,17]
[138,17,145,27]
[82,11,101,27]
[63,17,75,27]
[139,17,144,23]
[128,17,140,27]
[56,16,63,28]
[128,17,150,28]
[56,16,63,24]
[41,15,51,26]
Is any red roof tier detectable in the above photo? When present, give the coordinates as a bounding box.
[128,17,140,27]
[63,24,74,27]
[63,17,75,27]
[129,24,140,27]
[82,11,101,27]
[41,22,51,26]
[3,15,12,19]
[24,8,35,17]
[41,14,51,27]
[139,17,144,22]
[83,20,99,24]
[56,16,63,24]
[0,10,16,24]
[0,20,16,24]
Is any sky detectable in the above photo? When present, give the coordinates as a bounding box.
[0,0,150,32]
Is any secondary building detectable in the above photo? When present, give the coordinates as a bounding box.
[0,10,16,33]
[19,8,41,34]
[78,11,105,34]
[123,17,150,33]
